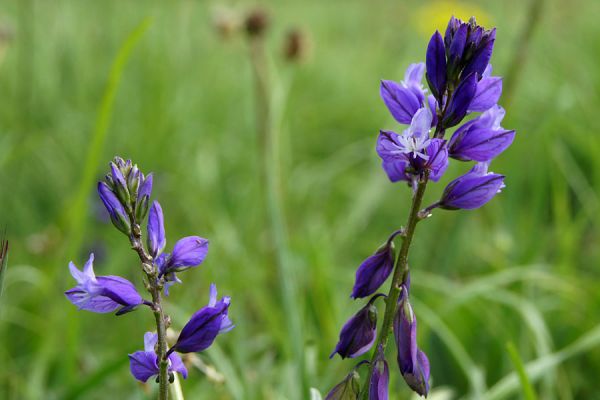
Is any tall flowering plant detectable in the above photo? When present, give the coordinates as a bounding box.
[327,17,515,399]
[65,157,233,399]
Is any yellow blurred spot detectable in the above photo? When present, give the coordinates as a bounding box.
[413,0,491,37]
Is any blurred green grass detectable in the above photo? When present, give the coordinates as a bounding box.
[1,0,600,398]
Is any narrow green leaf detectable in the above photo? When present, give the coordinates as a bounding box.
[506,341,537,400]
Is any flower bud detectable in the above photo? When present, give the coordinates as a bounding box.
[147,201,166,258]
[244,8,269,37]
[425,31,447,101]
[394,287,430,397]
[351,231,401,299]
[127,164,141,201]
[439,161,505,210]
[110,162,131,210]
[283,28,309,63]
[369,344,389,400]
[97,182,131,235]
[330,299,378,359]
[325,370,361,400]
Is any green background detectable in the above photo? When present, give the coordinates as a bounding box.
[0,0,599,398]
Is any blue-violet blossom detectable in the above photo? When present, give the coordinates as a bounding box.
[169,284,233,354]
[129,332,188,382]
[64,253,143,315]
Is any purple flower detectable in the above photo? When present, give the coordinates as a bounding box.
[439,162,505,210]
[164,236,209,273]
[468,65,502,112]
[128,332,188,382]
[330,299,378,359]
[380,63,426,124]
[170,284,233,354]
[377,108,448,184]
[98,182,131,235]
[325,371,361,400]
[394,286,430,397]
[425,31,447,101]
[442,72,478,128]
[370,345,389,400]
[351,230,402,299]
[64,253,143,315]
[449,105,515,162]
[147,201,166,258]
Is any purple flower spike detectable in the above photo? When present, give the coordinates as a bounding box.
[443,72,478,128]
[394,287,430,397]
[65,253,143,314]
[425,31,447,101]
[170,284,233,354]
[128,332,188,382]
[449,105,515,162]
[351,230,402,299]
[147,201,166,258]
[98,182,131,235]
[468,65,502,112]
[439,162,505,210]
[325,371,361,400]
[330,299,378,359]
[370,345,389,400]
[165,236,209,273]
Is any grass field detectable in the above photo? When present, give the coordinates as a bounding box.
[1,0,600,399]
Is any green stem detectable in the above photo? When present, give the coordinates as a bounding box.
[360,173,430,399]
[129,224,170,400]
[247,35,306,398]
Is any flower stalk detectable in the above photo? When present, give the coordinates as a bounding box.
[359,167,431,400]
[128,223,170,399]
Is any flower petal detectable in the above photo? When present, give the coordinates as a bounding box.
[128,351,159,382]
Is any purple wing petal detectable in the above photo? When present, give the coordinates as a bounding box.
[168,236,209,271]
[380,80,421,125]
[463,35,495,78]
[144,332,158,353]
[443,72,478,128]
[97,275,143,308]
[65,287,121,313]
[468,77,502,112]
[128,351,159,382]
[168,353,188,379]
[425,31,447,100]
[381,160,409,183]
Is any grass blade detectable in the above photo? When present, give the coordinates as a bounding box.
[506,341,537,400]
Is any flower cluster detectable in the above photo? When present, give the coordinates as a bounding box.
[378,16,514,208]
[327,16,515,399]
[65,157,233,389]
